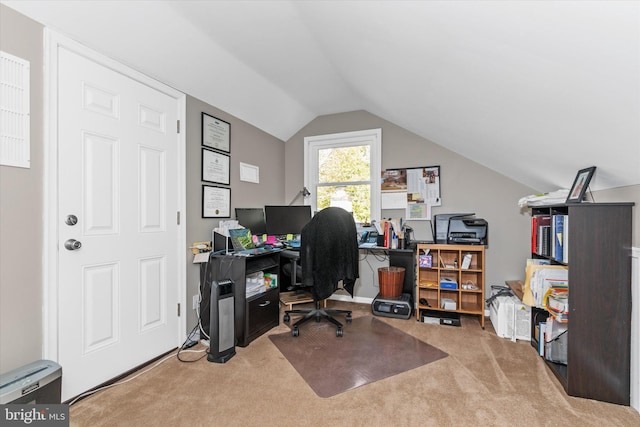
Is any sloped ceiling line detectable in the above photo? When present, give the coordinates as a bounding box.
[2,0,639,192]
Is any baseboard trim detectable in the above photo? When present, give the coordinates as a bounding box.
[329,294,374,305]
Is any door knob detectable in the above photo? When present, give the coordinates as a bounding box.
[64,239,82,251]
[65,214,78,226]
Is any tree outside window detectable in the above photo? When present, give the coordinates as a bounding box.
[305,129,381,225]
[316,145,371,223]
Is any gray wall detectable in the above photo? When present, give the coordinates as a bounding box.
[0,4,286,373]
[184,96,284,333]
[0,4,44,373]
[593,185,640,246]
[286,111,538,298]
[1,3,637,376]
[285,111,640,300]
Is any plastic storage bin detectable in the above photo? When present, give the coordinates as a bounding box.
[0,360,62,404]
[489,294,531,342]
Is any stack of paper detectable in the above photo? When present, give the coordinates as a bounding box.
[246,271,265,297]
[522,263,568,308]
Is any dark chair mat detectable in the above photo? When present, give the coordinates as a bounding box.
[269,316,448,397]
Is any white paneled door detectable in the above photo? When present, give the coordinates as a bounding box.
[54,42,183,400]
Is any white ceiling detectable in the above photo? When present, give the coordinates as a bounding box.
[3,0,639,192]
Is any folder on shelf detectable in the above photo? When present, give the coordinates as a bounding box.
[522,264,568,307]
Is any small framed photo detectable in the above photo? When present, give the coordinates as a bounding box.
[202,185,231,218]
[202,112,230,153]
[201,148,230,185]
[566,166,596,204]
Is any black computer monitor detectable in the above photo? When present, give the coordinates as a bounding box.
[235,208,267,235]
[264,205,312,236]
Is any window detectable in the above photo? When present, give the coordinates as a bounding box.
[304,129,381,224]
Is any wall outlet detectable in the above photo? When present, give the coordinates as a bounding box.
[192,294,200,310]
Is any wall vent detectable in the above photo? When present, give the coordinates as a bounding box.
[0,51,30,168]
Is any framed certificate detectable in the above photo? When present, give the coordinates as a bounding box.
[202,185,231,218]
[202,148,230,185]
[202,112,230,153]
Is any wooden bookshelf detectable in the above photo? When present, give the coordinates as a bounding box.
[415,244,485,328]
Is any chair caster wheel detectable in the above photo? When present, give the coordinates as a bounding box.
[346,314,352,323]
[283,313,290,322]
[292,327,299,337]
[336,328,343,337]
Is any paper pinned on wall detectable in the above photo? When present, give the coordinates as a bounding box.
[381,191,406,209]
[380,166,441,218]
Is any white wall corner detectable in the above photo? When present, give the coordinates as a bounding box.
[631,247,639,413]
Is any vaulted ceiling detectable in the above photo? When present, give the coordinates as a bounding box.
[3,0,639,192]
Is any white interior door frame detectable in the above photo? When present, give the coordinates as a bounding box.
[43,29,187,361]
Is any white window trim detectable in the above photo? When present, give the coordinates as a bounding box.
[304,128,382,221]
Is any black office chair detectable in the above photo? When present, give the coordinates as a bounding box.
[283,207,359,337]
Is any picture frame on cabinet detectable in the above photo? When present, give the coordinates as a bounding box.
[566,166,596,203]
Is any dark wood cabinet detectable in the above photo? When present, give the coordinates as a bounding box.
[530,203,633,405]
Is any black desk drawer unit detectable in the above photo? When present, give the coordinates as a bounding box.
[204,251,281,347]
[246,288,279,343]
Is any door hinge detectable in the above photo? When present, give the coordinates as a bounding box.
[177,120,180,133]
[177,211,180,225]
[177,303,181,317]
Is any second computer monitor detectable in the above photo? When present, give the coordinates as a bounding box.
[235,208,267,235]
[264,205,312,236]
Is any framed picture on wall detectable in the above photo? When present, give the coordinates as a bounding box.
[202,185,231,218]
[202,112,230,153]
[201,148,230,185]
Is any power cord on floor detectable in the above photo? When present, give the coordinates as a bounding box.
[177,322,208,363]
[68,350,179,406]
[68,320,209,405]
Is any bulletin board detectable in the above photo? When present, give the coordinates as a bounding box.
[381,165,441,220]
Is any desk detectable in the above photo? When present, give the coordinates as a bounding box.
[359,246,416,308]
[202,250,281,347]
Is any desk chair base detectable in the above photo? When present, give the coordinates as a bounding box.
[283,301,352,337]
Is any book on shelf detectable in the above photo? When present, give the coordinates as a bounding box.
[539,225,551,256]
[538,321,547,356]
[553,214,566,263]
[532,215,551,256]
[531,215,538,253]
[562,216,569,263]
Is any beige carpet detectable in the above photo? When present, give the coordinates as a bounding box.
[68,301,640,427]
[269,316,447,397]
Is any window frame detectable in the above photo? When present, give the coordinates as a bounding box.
[304,129,382,222]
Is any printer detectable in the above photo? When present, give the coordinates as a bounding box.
[433,213,488,245]
[448,216,488,245]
